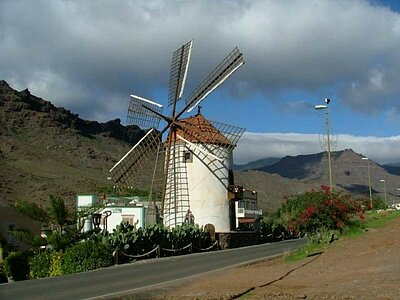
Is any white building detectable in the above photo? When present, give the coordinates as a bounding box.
[76,195,159,232]
[228,187,263,230]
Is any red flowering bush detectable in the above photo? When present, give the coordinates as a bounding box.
[272,186,365,236]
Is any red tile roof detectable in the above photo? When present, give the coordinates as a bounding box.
[164,114,231,146]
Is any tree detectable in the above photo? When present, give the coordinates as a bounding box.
[14,200,49,223]
[12,195,74,250]
[48,195,69,233]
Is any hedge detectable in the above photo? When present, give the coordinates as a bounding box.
[62,241,113,274]
[4,251,32,281]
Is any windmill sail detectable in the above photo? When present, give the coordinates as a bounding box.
[185,47,244,113]
[127,95,164,130]
[110,128,163,187]
[162,140,190,227]
[168,40,193,107]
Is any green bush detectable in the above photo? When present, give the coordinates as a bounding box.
[372,197,387,210]
[29,251,52,279]
[4,251,32,281]
[0,262,8,283]
[357,196,387,211]
[167,223,211,250]
[62,241,113,274]
[260,187,366,241]
[49,251,63,277]
[107,222,212,262]
[277,187,364,234]
[46,232,70,251]
[28,250,64,279]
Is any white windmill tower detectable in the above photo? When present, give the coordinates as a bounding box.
[110,40,245,232]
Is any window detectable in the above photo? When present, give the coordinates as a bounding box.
[246,201,251,209]
[122,215,135,225]
[239,201,245,208]
[251,202,256,210]
[183,151,193,163]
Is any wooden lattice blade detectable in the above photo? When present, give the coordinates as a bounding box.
[126,94,163,130]
[168,40,193,107]
[184,47,244,113]
[109,128,163,188]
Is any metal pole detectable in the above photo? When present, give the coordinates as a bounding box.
[381,180,387,205]
[384,181,387,205]
[362,158,373,208]
[325,105,333,192]
[367,161,372,207]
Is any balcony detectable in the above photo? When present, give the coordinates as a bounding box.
[236,207,263,218]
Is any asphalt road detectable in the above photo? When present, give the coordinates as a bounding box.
[0,239,305,300]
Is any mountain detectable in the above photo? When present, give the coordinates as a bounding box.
[234,149,400,213]
[381,163,400,176]
[0,80,146,208]
[233,157,281,171]
[233,170,320,214]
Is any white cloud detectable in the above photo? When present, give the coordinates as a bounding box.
[234,132,400,165]
[1,0,400,120]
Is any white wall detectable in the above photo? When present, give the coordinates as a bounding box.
[77,195,95,207]
[99,206,145,232]
[187,146,232,232]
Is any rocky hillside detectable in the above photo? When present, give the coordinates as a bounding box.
[233,157,281,171]
[0,80,145,208]
[234,149,400,213]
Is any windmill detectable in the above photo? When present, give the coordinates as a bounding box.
[110,40,245,231]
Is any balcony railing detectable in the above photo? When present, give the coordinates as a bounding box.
[236,208,262,218]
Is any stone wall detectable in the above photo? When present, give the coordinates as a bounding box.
[217,232,261,250]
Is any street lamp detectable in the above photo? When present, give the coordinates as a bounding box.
[380,179,387,205]
[362,157,373,208]
[315,98,333,192]
[397,188,400,205]
[92,213,102,229]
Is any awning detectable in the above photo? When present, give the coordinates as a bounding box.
[238,218,254,223]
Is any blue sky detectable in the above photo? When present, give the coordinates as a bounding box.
[1,0,400,164]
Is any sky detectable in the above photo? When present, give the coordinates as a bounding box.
[1,0,400,165]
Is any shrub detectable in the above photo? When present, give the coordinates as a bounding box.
[28,250,63,279]
[358,197,387,211]
[62,241,113,274]
[4,251,32,281]
[49,251,63,277]
[168,223,211,250]
[260,216,288,241]
[29,251,52,279]
[261,187,366,241]
[104,222,212,262]
[46,232,70,251]
[0,263,8,283]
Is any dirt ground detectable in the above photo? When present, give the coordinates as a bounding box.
[147,215,400,300]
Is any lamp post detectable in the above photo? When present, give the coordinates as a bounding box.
[397,188,400,206]
[380,179,387,205]
[362,157,373,208]
[92,213,102,229]
[315,98,333,192]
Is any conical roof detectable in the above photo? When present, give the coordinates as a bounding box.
[164,113,231,146]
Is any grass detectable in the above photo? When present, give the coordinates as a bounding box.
[342,210,400,238]
[285,242,328,263]
[285,210,400,262]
